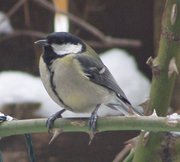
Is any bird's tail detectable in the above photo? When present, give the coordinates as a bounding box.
[106,98,143,116]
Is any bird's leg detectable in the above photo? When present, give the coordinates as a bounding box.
[88,104,100,132]
[46,109,66,130]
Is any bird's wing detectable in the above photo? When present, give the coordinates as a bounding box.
[75,53,131,105]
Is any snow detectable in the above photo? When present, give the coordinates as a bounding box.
[167,113,180,136]
[0,11,13,34]
[101,48,150,105]
[0,71,62,117]
[0,48,150,118]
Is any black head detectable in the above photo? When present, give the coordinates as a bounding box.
[47,32,85,46]
[35,32,86,65]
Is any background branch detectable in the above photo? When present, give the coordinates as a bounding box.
[33,0,142,48]
[0,0,26,25]
[0,30,46,43]
[0,0,142,48]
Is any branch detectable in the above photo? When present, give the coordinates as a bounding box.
[0,0,26,25]
[33,0,142,48]
[0,30,46,43]
[0,116,180,137]
[133,0,180,161]
[0,0,142,48]
[113,144,132,162]
[0,30,138,49]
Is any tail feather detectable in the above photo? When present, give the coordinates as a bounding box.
[107,101,144,116]
[106,103,131,115]
[128,104,144,116]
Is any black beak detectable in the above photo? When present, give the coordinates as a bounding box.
[34,39,48,46]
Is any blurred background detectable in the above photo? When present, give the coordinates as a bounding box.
[1,0,178,162]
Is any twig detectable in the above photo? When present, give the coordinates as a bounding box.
[113,144,132,162]
[0,30,137,49]
[33,0,106,40]
[0,30,46,43]
[86,37,141,48]
[0,0,142,48]
[33,0,142,48]
[0,0,26,25]
[123,149,135,162]
[23,0,31,28]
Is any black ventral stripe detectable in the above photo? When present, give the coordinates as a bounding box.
[46,65,69,109]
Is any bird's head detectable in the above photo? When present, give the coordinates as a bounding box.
[35,32,86,64]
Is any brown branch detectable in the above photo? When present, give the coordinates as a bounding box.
[0,0,142,48]
[34,0,106,40]
[87,37,142,48]
[0,0,26,25]
[0,30,138,49]
[33,0,142,48]
[0,30,46,43]
[23,0,31,28]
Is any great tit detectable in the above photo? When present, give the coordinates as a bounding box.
[35,32,141,131]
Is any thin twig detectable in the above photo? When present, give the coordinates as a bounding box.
[123,149,135,162]
[0,30,46,43]
[113,144,132,162]
[0,30,137,49]
[0,0,142,48]
[23,0,31,28]
[86,37,142,48]
[34,0,106,40]
[33,0,142,48]
[0,0,26,25]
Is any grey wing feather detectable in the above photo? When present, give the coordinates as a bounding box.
[75,54,131,105]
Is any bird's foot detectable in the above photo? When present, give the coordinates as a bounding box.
[88,113,98,145]
[88,111,98,132]
[88,105,100,132]
[88,109,99,145]
[46,109,66,132]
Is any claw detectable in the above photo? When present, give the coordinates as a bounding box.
[46,109,66,131]
[88,104,100,132]
[88,113,98,132]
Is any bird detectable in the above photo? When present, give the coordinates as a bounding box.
[35,32,141,131]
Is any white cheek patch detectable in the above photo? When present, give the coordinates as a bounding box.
[51,43,82,55]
